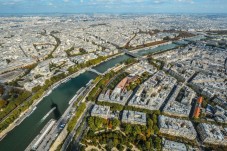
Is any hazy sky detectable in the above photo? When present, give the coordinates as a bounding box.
[0,0,227,14]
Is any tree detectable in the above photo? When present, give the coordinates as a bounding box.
[117,144,124,151]
[88,116,96,130]
[67,103,86,132]
[147,119,154,129]
[95,118,102,128]
[133,125,141,135]
[106,140,114,150]
[154,137,162,150]
[149,138,154,150]
[32,85,41,93]
[0,99,7,108]
[146,129,152,138]
[113,138,119,147]
[145,141,151,150]
[152,114,158,124]
[111,119,120,129]
[153,125,159,134]
[125,124,132,134]
[153,110,160,115]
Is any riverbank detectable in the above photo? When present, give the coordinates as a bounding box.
[130,41,173,53]
[0,68,88,140]
[0,51,127,140]
[0,39,180,144]
[43,73,99,151]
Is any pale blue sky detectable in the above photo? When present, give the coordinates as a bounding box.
[0,0,227,14]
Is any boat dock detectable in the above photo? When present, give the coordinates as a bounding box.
[25,119,56,151]
[86,79,93,86]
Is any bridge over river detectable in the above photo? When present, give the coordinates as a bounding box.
[87,68,104,75]
[122,49,145,61]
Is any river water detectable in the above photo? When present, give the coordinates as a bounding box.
[0,43,179,151]
[136,43,178,56]
[93,55,131,73]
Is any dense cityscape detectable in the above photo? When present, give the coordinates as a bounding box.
[0,13,227,151]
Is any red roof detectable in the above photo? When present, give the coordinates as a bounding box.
[197,97,203,104]
[117,77,128,90]
[193,107,201,118]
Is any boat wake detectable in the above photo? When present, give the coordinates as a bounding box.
[41,107,56,122]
